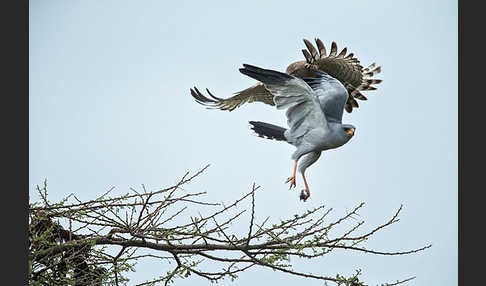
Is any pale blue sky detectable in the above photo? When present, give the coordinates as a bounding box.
[29,0,457,285]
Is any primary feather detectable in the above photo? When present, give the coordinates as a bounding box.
[190,38,382,113]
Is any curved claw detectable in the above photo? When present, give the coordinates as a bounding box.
[285,176,296,190]
[299,189,310,202]
[285,160,298,190]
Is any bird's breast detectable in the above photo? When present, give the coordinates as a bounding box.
[305,128,347,151]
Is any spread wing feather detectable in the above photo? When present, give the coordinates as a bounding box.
[302,39,382,113]
[239,64,327,142]
[190,83,275,111]
[190,38,382,113]
[302,70,349,124]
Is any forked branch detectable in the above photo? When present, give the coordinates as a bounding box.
[29,165,431,286]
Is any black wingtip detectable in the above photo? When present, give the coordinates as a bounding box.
[239,64,293,85]
[190,86,220,106]
[206,88,224,101]
[242,63,257,69]
[241,63,272,73]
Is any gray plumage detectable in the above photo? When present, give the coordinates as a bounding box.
[239,64,357,201]
[240,64,354,158]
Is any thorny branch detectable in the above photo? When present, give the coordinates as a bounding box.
[29,165,431,286]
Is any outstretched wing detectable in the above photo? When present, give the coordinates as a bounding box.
[302,70,349,124]
[190,38,382,113]
[190,83,275,111]
[239,64,327,142]
[301,38,382,113]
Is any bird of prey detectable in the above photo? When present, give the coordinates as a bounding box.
[190,39,382,201]
[190,38,382,113]
[237,64,359,201]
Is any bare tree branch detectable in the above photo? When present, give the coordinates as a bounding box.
[29,165,430,286]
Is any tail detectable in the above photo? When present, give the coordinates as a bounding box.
[249,121,287,142]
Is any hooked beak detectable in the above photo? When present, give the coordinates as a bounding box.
[346,128,355,135]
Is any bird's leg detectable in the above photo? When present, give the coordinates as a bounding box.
[285,160,298,189]
[299,173,311,202]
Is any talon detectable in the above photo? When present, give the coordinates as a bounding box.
[285,176,296,189]
[299,189,310,202]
